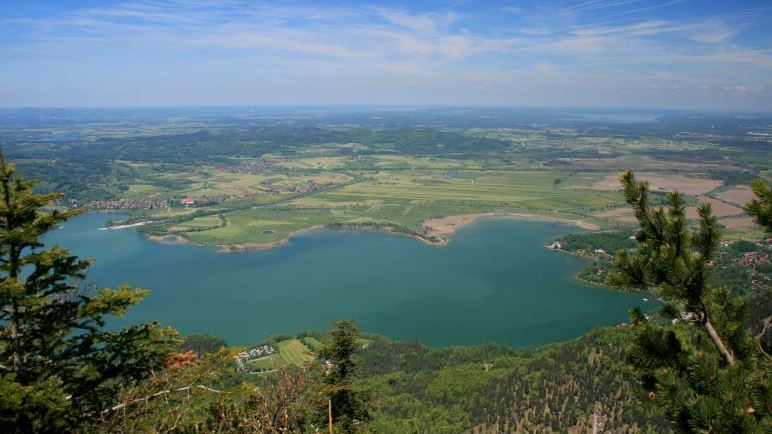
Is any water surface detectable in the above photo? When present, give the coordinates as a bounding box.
[44,214,647,347]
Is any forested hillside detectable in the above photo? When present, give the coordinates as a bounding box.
[358,328,669,433]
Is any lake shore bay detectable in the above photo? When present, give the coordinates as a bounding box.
[46,213,645,347]
[141,211,601,252]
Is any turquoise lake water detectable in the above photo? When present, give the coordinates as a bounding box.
[43,214,649,347]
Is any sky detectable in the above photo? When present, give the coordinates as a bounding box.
[1,0,771,110]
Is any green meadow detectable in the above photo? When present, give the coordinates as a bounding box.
[85,126,763,248]
[138,162,630,246]
[245,339,317,371]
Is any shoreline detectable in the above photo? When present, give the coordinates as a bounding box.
[215,225,431,253]
[545,245,656,298]
[214,225,326,252]
[140,211,599,253]
[422,212,600,245]
[100,220,154,230]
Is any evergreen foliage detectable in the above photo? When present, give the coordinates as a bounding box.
[746,178,772,233]
[178,334,228,355]
[91,349,318,433]
[358,329,669,433]
[0,152,175,432]
[609,170,770,433]
[554,230,636,255]
[319,319,371,432]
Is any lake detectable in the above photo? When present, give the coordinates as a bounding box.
[44,213,648,347]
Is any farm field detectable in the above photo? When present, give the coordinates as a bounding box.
[714,186,757,206]
[245,339,317,371]
[138,166,638,247]
[7,110,768,249]
[302,336,323,350]
[118,153,768,248]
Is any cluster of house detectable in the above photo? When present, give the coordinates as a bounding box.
[81,198,169,210]
[78,196,227,210]
[734,243,770,291]
[216,161,274,174]
[736,250,770,267]
[547,241,608,257]
[234,344,275,371]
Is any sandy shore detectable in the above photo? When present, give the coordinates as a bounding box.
[423,212,599,244]
[100,220,154,230]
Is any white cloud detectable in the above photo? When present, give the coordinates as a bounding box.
[374,7,458,33]
[1,0,770,109]
[687,20,738,44]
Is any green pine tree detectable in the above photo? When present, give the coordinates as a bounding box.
[608,170,770,433]
[0,153,175,433]
[745,177,771,233]
[319,319,370,433]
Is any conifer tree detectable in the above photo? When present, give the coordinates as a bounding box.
[609,171,770,433]
[746,177,771,233]
[319,319,370,433]
[0,153,175,432]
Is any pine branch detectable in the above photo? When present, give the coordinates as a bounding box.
[754,315,772,341]
[101,384,223,415]
[702,311,736,366]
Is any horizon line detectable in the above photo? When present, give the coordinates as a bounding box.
[1,104,771,115]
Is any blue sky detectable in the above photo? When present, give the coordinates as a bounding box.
[1,0,771,109]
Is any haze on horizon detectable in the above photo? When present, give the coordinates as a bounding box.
[1,0,771,111]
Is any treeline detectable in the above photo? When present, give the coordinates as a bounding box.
[5,127,511,164]
[13,158,138,201]
[4,126,512,200]
[554,230,636,254]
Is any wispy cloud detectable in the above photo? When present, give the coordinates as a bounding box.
[0,0,770,109]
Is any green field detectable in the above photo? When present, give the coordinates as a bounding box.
[245,339,317,371]
[140,165,634,246]
[302,336,323,350]
[61,125,763,248]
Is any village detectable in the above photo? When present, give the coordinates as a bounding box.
[74,196,226,211]
[234,344,275,372]
[215,160,275,174]
[80,198,169,210]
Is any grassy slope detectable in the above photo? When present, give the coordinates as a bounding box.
[245,338,317,371]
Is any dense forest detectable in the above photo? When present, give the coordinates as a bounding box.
[358,328,669,433]
[4,127,510,164]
